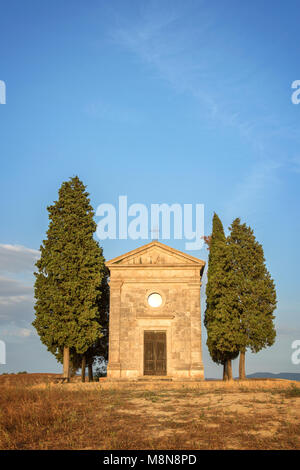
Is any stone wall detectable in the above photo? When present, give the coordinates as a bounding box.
[106,242,205,380]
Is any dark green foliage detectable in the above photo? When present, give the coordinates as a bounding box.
[70,267,109,375]
[228,218,276,355]
[33,176,108,363]
[205,214,277,376]
[285,384,300,398]
[204,213,240,366]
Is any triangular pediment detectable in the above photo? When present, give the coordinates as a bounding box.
[106,241,205,268]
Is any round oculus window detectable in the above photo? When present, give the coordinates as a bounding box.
[147,293,162,308]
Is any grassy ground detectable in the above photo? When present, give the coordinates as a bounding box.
[0,373,299,450]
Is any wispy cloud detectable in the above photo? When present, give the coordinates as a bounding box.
[110,2,300,214]
[289,156,300,174]
[84,100,144,125]
[276,325,300,337]
[0,244,39,274]
[224,159,283,219]
[110,3,269,143]
[111,3,221,121]
[0,276,34,325]
[1,326,32,338]
[0,245,37,328]
[0,277,33,298]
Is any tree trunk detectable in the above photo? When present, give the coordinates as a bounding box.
[63,347,70,381]
[88,364,93,382]
[226,359,233,381]
[81,355,86,383]
[239,351,246,380]
[223,362,228,381]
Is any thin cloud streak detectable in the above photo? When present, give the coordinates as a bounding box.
[0,244,39,274]
[0,246,36,327]
[110,3,300,214]
[110,6,264,146]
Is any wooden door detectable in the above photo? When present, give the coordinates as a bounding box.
[144,331,166,375]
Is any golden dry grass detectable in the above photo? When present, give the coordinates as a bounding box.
[0,374,299,450]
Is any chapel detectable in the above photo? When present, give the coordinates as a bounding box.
[106,241,205,380]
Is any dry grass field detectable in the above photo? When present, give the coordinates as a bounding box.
[0,373,299,450]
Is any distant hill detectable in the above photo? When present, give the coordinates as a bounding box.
[206,372,300,381]
[246,372,300,382]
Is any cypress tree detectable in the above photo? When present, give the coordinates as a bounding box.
[204,213,240,380]
[204,213,226,377]
[72,267,109,382]
[82,268,109,381]
[228,219,277,379]
[33,176,107,380]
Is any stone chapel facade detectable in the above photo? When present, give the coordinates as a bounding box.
[106,241,205,380]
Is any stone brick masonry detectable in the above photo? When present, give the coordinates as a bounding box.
[106,241,205,380]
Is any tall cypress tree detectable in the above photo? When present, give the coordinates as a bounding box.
[204,213,240,380]
[33,176,107,380]
[228,219,277,379]
[79,269,109,382]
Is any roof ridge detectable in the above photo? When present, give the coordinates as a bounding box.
[106,240,205,266]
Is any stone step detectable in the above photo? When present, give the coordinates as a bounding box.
[137,376,173,382]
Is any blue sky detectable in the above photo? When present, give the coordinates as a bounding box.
[0,0,300,378]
